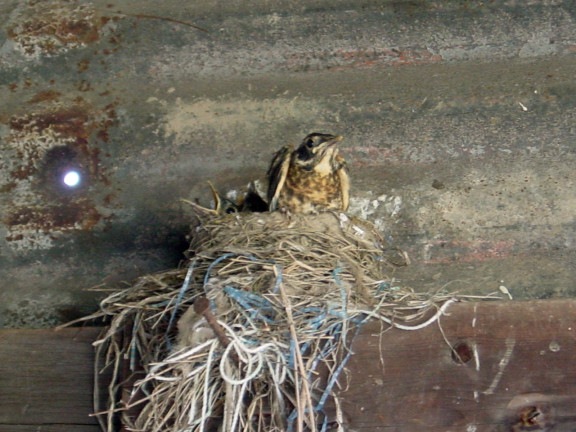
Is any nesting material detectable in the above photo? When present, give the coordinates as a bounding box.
[87,211,468,432]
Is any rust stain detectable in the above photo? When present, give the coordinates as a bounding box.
[424,239,516,264]
[0,182,18,193]
[2,98,119,249]
[77,58,90,73]
[284,48,443,72]
[77,80,93,92]
[4,199,103,232]
[6,1,111,57]
[2,201,102,250]
[393,49,443,66]
[10,99,117,141]
[337,48,443,68]
[27,90,62,104]
[10,106,89,138]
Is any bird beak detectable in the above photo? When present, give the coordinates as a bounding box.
[326,135,344,146]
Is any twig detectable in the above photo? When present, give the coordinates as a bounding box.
[194,296,239,363]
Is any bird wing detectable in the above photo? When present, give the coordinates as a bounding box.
[336,155,350,211]
[266,145,292,211]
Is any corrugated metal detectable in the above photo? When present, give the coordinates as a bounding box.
[1,0,576,326]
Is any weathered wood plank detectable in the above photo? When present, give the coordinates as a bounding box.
[0,327,101,427]
[0,426,101,432]
[2,301,576,430]
[341,299,576,431]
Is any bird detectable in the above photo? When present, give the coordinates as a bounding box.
[191,182,268,215]
[225,182,269,213]
[266,132,350,214]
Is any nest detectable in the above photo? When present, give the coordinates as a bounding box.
[83,210,470,432]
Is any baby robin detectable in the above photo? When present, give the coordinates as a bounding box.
[267,133,350,214]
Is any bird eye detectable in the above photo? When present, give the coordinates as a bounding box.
[305,138,314,148]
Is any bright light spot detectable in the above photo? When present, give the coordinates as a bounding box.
[63,170,81,187]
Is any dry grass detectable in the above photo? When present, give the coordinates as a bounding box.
[75,210,497,432]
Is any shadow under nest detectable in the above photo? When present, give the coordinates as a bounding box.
[82,210,469,432]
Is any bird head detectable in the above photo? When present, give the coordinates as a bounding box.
[294,133,343,172]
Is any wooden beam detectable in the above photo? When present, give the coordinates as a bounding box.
[340,300,576,431]
[1,301,576,430]
[0,327,101,430]
[0,427,101,432]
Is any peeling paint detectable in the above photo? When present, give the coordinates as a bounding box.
[348,193,402,231]
[6,0,111,59]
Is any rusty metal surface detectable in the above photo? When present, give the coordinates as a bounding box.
[1,0,576,326]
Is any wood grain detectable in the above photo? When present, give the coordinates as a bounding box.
[340,300,576,431]
[0,427,101,432]
[0,327,101,428]
[2,301,576,431]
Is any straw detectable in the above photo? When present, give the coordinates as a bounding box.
[77,210,497,431]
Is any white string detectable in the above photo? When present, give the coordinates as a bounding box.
[219,342,263,385]
[217,321,287,386]
[199,341,217,432]
[350,298,458,330]
[230,378,249,432]
[132,298,457,432]
[214,320,289,431]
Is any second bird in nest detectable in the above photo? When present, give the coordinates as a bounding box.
[267,132,350,214]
